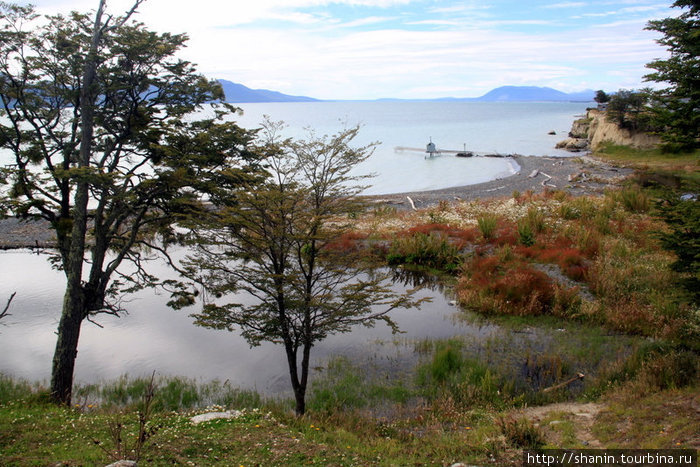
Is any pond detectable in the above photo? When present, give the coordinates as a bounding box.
[0,248,637,397]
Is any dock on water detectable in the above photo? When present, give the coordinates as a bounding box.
[394,146,513,158]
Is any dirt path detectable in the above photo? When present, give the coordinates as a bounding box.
[519,402,606,448]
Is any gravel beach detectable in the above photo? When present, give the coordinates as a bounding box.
[367,154,632,210]
[0,154,631,249]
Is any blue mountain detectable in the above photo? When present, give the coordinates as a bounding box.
[439,86,594,102]
[215,80,594,103]
[217,79,319,103]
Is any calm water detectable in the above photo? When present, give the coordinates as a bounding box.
[231,101,591,194]
[1,101,604,394]
[0,249,500,394]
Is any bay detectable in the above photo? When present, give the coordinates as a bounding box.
[231,101,591,194]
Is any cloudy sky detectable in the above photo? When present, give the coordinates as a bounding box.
[19,0,675,99]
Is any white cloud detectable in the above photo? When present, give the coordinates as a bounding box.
[19,0,672,99]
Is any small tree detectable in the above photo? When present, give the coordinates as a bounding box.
[606,89,653,131]
[181,123,422,415]
[657,193,700,305]
[0,1,257,404]
[594,90,610,104]
[644,0,700,151]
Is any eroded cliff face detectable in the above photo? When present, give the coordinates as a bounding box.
[557,109,660,152]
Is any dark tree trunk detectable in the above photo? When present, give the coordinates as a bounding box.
[50,290,85,404]
[284,343,306,416]
[49,0,105,405]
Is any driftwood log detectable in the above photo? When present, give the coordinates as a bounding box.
[406,196,417,211]
[542,372,585,393]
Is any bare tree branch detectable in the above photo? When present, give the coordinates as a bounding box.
[1,292,16,321]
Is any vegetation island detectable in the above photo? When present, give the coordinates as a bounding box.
[0,0,698,465]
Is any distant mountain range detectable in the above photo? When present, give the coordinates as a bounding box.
[217,80,595,103]
[217,80,319,103]
[452,86,595,102]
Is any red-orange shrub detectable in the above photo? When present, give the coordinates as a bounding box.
[324,231,367,252]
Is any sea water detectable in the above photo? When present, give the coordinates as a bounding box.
[232,101,591,194]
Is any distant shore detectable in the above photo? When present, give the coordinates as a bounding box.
[0,155,631,249]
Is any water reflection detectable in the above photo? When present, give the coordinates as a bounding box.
[0,249,638,398]
[0,249,486,395]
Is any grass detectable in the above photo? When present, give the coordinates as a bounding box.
[595,143,700,173]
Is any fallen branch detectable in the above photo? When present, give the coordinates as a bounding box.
[540,171,556,188]
[1,292,16,321]
[542,372,585,393]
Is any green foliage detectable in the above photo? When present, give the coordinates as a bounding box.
[517,220,535,246]
[184,122,421,415]
[416,341,512,409]
[496,415,545,449]
[516,207,544,246]
[618,186,650,213]
[308,357,413,413]
[429,344,464,383]
[656,193,700,303]
[0,1,258,404]
[606,89,655,132]
[387,232,461,271]
[594,89,610,104]
[0,374,35,404]
[477,214,498,239]
[644,1,700,151]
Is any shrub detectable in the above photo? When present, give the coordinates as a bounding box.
[460,258,556,316]
[496,415,545,449]
[387,232,461,271]
[477,214,499,240]
[525,206,546,234]
[619,187,650,213]
[517,220,535,246]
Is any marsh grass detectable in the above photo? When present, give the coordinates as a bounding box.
[496,415,545,449]
[308,357,414,413]
[617,186,650,212]
[387,231,461,271]
[74,375,262,411]
[477,214,499,239]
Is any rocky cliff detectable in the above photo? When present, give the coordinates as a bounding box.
[557,109,660,152]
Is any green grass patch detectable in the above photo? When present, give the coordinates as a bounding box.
[595,143,700,169]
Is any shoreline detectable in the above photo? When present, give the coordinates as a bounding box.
[0,155,631,249]
[366,154,631,210]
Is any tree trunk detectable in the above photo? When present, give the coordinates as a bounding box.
[50,288,85,404]
[283,343,306,416]
[49,0,105,405]
[297,341,312,416]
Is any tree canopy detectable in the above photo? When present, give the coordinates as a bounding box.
[0,1,258,404]
[644,0,700,151]
[179,122,422,415]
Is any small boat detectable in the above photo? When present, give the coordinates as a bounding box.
[456,151,474,158]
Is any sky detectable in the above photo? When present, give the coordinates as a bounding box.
[17,0,676,100]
